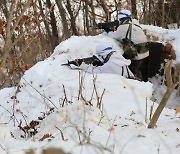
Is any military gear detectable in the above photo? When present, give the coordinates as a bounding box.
[61,59,81,67]
[79,50,134,78]
[96,20,119,33]
[129,42,164,81]
[61,55,103,67]
[122,23,149,61]
[137,42,149,54]
[120,22,149,81]
[129,59,148,81]
[122,41,138,59]
[102,51,115,63]
[147,42,164,78]
[122,23,138,59]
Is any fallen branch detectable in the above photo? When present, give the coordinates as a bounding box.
[148,60,179,128]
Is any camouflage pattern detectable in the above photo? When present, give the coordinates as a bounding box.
[137,42,148,54]
[129,58,148,81]
[123,42,137,59]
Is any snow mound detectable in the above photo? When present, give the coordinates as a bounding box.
[0,30,180,154]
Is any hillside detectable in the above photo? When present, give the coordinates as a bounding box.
[0,25,180,154]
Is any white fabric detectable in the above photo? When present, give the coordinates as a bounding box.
[108,20,149,60]
[80,50,134,78]
[132,19,140,25]
[118,9,131,19]
[96,42,113,56]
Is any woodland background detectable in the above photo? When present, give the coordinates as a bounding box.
[0,0,179,88]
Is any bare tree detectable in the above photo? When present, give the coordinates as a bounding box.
[96,0,109,21]
[0,0,32,84]
[88,0,97,35]
[65,0,79,36]
[83,0,91,35]
[0,0,53,87]
[39,0,54,51]
[46,0,59,48]
[55,0,71,39]
[131,0,137,18]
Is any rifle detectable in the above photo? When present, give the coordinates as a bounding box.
[61,55,103,67]
[96,20,119,33]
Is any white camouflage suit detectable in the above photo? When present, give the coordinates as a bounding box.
[80,42,134,78]
[108,19,149,60]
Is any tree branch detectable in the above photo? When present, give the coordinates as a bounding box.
[148,60,179,128]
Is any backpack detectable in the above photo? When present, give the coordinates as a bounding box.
[122,23,138,59]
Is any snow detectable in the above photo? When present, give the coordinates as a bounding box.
[142,25,180,63]
[0,34,4,51]
[0,25,180,154]
[141,25,180,108]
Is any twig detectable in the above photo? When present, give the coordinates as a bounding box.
[149,102,154,121]
[105,116,117,147]
[62,84,68,106]
[0,144,5,151]
[22,77,58,109]
[98,89,105,111]
[98,114,105,126]
[78,71,84,100]
[76,126,82,145]
[0,104,20,125]
[55,126,68,141]
[145,97,148,123]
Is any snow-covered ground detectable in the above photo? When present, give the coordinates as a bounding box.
[142,25,180,108]
[0,25,180,154]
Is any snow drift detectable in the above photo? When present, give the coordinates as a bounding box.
[0,25,180,154]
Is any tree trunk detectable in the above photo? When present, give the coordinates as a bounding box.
[39,0,53,51]
[65,0,79,36]
[0,0,8,19]
[148,0,152,25]
[0,1,16,83]
[83,0,90,35]
[55,0,71,39]
[46,0,59,48]
[143,0,147,24]
[162,0,165,27]
[98,0,109,21]
[131,0,137,19]
[89,0,97,35]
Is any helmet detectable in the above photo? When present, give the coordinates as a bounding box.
[96,42,113,56]
[118,9,131,19]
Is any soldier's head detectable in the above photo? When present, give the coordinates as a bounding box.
[96,42,113,61]
[118,9,132,23]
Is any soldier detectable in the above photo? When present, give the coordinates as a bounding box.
[63,42,134,79]
[108,9,149,81]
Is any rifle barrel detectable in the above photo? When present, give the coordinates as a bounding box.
[61,63,70,66]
